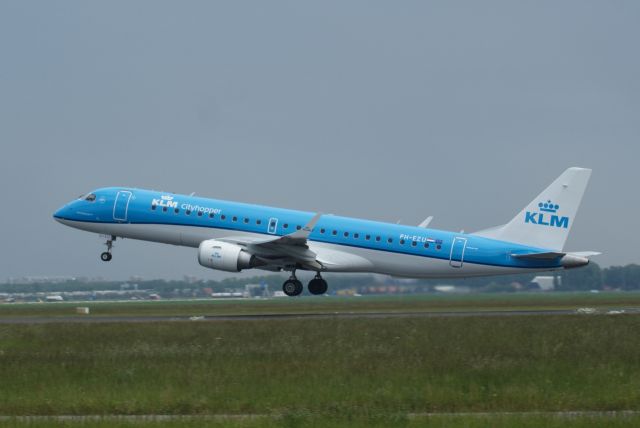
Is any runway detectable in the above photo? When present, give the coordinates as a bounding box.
[2,410,640,422]
[0,308,636,324]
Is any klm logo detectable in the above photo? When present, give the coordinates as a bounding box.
[525,200,569,229]
[151,195,178,209]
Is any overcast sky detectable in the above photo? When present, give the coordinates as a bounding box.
[1,1,638,280]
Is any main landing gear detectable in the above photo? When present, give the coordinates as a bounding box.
[100,235,116,262]
[308,273,328,295]
[282,271,328,297]
[282,275,303,297]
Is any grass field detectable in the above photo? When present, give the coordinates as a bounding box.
[2,291,640,318]
[1,293,640,427]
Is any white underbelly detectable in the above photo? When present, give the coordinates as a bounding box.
[58,220,543,278]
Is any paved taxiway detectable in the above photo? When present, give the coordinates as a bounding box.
[0,308,637,324]
[2,410,640,422]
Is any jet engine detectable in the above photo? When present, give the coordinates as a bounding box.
[197,240,263,272]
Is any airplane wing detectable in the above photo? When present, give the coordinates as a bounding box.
[216,213,324,271]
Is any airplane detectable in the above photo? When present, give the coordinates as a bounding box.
[53,167,598,296]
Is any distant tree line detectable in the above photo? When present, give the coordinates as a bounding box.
[1,263,639,294]
[412,262,640,292]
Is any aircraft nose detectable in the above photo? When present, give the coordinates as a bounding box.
[53,205,71,222]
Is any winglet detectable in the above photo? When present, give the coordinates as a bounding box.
[418,216,434,228]
[288,213,322,240]
[245,213,323,247]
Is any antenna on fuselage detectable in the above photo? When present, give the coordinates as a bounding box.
[189,192,196,196]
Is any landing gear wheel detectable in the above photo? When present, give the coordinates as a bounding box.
[100,252,112,262]
[308,277,328,295]
[283,279,303,297]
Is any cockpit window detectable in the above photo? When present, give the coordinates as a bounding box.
[85,193,96,202]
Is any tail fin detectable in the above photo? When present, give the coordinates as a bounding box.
[473,167,592,251]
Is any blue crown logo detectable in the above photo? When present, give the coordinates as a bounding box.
[538,200,559,213]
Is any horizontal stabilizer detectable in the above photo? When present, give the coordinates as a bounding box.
[511,252,565,260]
[569,251,602,258]
[513,250,600,269]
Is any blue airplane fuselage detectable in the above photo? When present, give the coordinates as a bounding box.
[54,187,562,278]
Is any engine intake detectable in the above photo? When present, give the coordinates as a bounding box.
[198,240,263,272]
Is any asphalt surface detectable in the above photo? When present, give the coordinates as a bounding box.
[0,308,637,324]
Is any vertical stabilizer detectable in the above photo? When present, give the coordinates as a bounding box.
[473,167,592,251]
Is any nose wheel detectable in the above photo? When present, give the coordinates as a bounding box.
[100,236,116,262]
[308,273,328,295]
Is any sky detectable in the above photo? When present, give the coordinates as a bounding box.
[1,1,638,280]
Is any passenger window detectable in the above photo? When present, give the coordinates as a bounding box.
[244,218,249,224]
[283,223,289,229]
[411,241,417,247]
[232,216,237,222]
[436,244,442,250]
[197,211,203,217]
[296,225,301,230]
[354,233,359,239]
[221,215,226,220]
[399,239,405,245]
[375,236,381,242]
[163,207,168,212]
[424,242,430,248]
[151,204,157,210]
[365,235,371,240]
[256,219,262,225]
[174,208,179,214]
[320,228,326,234]
[387,238,393,244]
[332,230,337,236]
[209,213,215,218]
[186,210,191,215]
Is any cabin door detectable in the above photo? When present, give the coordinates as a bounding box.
[113,191,132,222]
[449,237,467,268]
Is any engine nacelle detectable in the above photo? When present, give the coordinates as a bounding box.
[560,254,590,269]
[198,240,262,272]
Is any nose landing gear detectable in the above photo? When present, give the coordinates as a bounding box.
[100,236,116,262]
